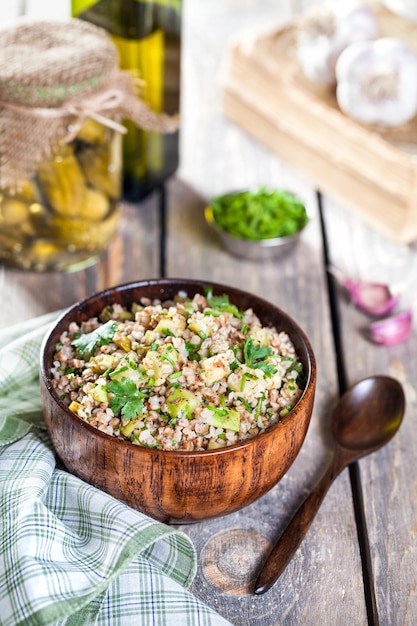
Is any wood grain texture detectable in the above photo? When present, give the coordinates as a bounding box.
[254,376,405,595]
[322,194,417,625]
[40,278,316,523]
[168,187,368,623]
[169,0,369,621]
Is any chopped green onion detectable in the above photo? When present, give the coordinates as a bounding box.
[255,393,266,419]
[210,186,308,240]
[168,371,182,380]
[161,353,176,366]
[207,405,229,417]
[238,396,253,412]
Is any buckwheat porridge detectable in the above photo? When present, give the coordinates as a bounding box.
[51,290,304,451]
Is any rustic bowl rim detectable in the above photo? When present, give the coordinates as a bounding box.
[40,277,316,457]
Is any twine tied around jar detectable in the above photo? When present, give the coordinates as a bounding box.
[0,18,178,190]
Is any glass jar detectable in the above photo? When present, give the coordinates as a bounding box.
[72,0,182,202]
[0,119,121,272]
[0,17,174,272]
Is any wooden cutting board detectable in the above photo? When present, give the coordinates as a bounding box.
[221,4,417,243]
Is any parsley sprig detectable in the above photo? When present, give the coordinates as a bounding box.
[205,288,243,319]
[71,320,117,357]
[243,337,277,378]
[107,378,148,421]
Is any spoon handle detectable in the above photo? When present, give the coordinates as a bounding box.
[254,457,340,594]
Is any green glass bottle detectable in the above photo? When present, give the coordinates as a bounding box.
[72,0,181,202]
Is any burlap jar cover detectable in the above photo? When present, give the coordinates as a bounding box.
[0,18,178,190]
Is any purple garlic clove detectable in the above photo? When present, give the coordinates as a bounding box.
[368,309,413,346]
[344,279,400,317]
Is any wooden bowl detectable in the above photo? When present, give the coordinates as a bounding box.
[40,278,316,524]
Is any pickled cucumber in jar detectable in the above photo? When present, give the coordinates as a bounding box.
[0,120,122,272]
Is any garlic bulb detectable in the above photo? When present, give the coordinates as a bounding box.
[335,37,417,126]
[296,1,379,86]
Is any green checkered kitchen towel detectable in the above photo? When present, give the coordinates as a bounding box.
[0,312,232,626]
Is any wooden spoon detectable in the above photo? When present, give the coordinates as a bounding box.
[254,375,405,595]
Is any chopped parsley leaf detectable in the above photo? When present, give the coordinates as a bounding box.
[107,377,148,421]
[71,320,117,357]
[243,337,277,378]
[204,288,244,319]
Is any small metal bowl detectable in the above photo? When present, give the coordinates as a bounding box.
[205,204,306,261]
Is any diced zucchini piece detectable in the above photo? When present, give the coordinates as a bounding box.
[155,315,186,337]
[110,364,145,384]
[143,330,157,345]
[207,440,227,450]
[142,345,179,384]
[166,389,199,420]
[68,400,84,414]
[188,316,214,339]
[201,353,231,385]
[87,386,109,403]
[160,344,179,366]
[206,408,241,432]
[248,327,271,345]
[113,335,132,352]
[142,350,163,383]
[227,369,260,396]
[93,353,115,372]
[121,419,141,438]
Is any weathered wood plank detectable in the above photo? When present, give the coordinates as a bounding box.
[322,194,417,624]
[170,1,369,621]
[167,180,368,624]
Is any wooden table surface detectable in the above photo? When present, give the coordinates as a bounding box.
[2,1,417,625]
